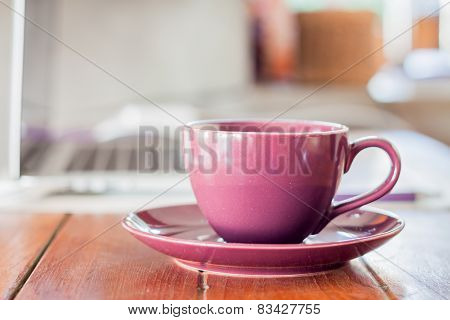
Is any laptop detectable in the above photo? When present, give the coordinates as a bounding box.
[0,0,248,201]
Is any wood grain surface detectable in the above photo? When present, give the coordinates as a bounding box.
[0,213,67,299]
[361,211,450,300]
[16,215,199,299]
[1,210,448,300]
[202,260,388,299]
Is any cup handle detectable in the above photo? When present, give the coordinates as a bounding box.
[312,137,401,234]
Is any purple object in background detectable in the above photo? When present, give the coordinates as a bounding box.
[183,120,401,244]
[122,204,404,276]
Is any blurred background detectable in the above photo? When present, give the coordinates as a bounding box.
[0,0,449,213]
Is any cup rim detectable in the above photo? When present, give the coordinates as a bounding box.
[186,118,349,136]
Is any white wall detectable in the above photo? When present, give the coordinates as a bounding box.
[22,0,251,130]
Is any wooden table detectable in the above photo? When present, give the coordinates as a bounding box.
[1,210,448,300]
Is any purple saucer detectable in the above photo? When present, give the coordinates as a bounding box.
[122,204,404,277]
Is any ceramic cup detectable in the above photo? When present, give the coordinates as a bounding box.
[183,119,401,244]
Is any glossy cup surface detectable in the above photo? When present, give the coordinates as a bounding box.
[183,120,350,244]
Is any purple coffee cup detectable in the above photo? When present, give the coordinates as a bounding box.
[183,119,401,244]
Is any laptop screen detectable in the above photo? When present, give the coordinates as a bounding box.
[18,0,249,177]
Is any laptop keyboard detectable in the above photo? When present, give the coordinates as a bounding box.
[20,136,179,175]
